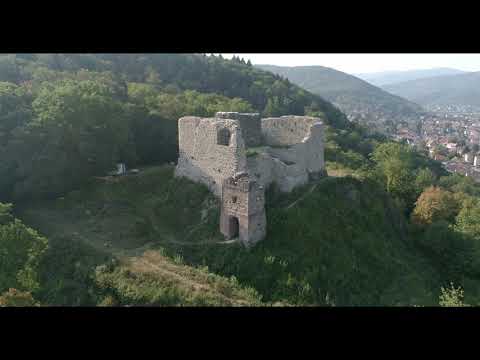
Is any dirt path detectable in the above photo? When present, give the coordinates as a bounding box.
[284,184,318,210]
[155,236,238,246]
[125,251,251,306]
[146,208,237,246]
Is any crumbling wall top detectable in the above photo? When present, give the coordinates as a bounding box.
[215,112,262,147]
[261,116,322,147]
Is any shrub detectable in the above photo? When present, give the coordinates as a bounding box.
[439,283,468,307]
[0,288,39,307]
[0,204,49,294]
[411,186,458,226]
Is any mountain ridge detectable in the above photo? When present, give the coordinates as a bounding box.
[356,68,468,86]
[256,64,426,134]
[383,71,480,110]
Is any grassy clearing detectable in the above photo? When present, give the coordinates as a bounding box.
[326,161,363,179]
[20,165,221,255]
[20,165,263,306]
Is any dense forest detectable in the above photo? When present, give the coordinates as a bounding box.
[1,54,480,307]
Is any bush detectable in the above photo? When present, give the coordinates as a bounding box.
[439,283,468,307]
[415,221,473,280]
[411,187,458,226]
[0,288,39,307]
[0,204,49,294]
[36,236,111,306]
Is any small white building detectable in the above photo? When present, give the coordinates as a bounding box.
[465,153,474,164]
[108,163,127,176]
[116,163,127,175]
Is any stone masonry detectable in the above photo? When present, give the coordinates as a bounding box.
[220,172,266,246]
[216,112,262,147]
[175,112,325,246]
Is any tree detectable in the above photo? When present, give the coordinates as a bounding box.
[455,198,480,240]
[439,173,480,198]
[417,220,473,279]
[0,82,33,200]
[411,186,458,226]
[414,168,437,195]
[0,203,13,224]
[433,144,448,157]
[454,198,480,276]
[0,203,48,294]
[11,79,134,200]
[0,56,21,83]
[145,66,162,86]
[0,288,39,307]
[371,142,416,204]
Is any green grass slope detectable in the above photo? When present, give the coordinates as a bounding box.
[174,177,439,306]
[19,166,262,306]
[94,250,263,306]
[19,165,440,306]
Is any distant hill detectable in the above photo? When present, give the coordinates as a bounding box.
[257,64,425,134]
[383,71,480,110]
[356,68,467,87]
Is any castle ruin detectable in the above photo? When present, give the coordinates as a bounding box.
[175,111,325,246]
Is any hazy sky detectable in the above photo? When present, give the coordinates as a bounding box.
[221,53,480,74]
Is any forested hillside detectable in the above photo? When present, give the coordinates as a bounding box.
[0,53,357,203]
[257,64,425,134]
[2,54,480,307]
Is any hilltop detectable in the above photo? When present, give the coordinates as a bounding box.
[257,64,425,134]
[18,165,442,306]
[383,71,480,111]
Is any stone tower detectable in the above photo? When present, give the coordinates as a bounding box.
[220,172,266,246]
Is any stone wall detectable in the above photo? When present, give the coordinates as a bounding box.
[247,153,309,192]
[176,113,324,246]
[261,116,320,147]
[220,173,266,245]
[215,112,262,147]
[247,117,325,192]
[175,116,247,196]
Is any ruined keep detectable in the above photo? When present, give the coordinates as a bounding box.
[175,111,325,246]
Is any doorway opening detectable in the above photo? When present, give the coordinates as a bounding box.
[228,216,239,239]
